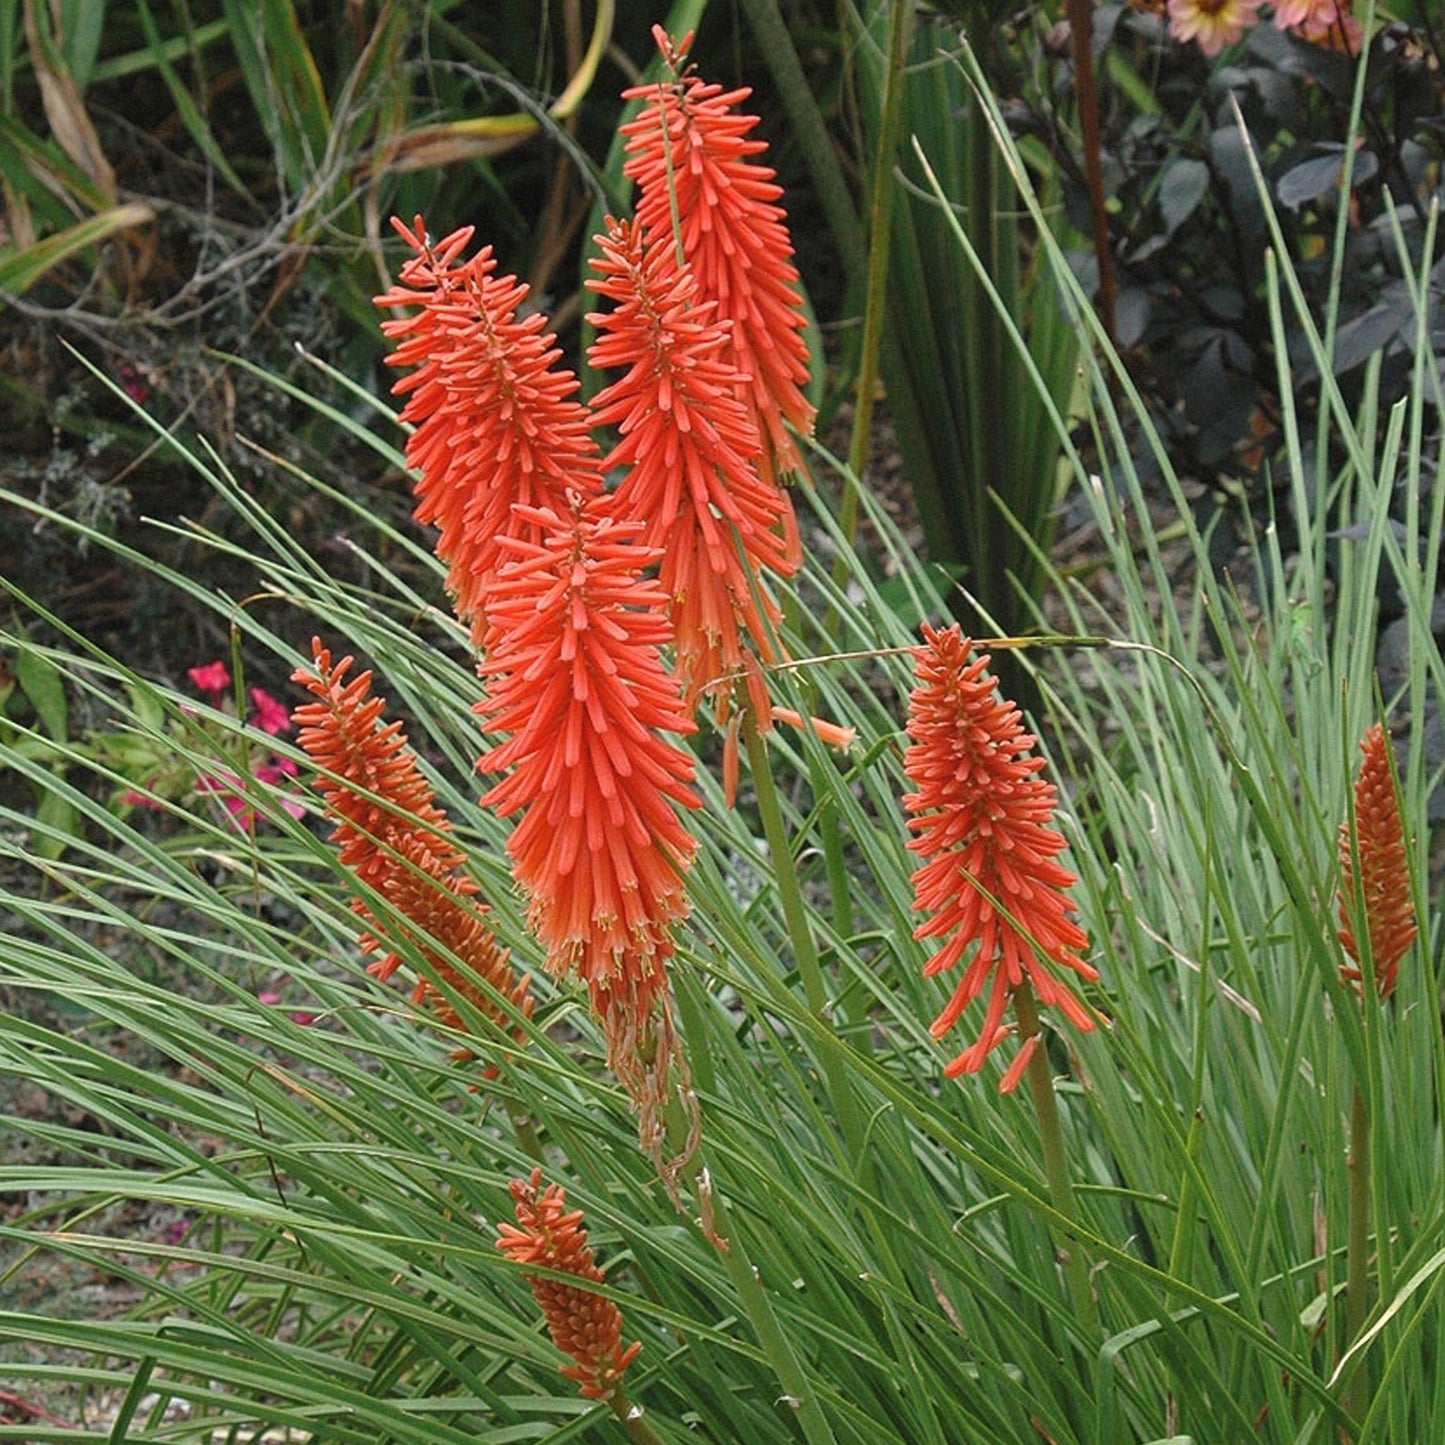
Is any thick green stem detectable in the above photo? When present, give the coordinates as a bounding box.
[1344,1079,1370,1414]
[607,1387,669,1444]
[743,715,824,1016]
[1064,0,1115,349]
[742,715,866,1164]
[737,0,864,283]
[708,1180,839,1445]
[1015,982,1100,1341]
[658,1084,839,1445]
[836,0,913,555]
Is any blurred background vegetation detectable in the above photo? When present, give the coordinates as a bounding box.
[1,0,1442,714]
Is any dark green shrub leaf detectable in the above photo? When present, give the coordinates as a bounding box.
[1159,157,1209,238]
[1276,149,1378,211]
[1328,301,1406,377]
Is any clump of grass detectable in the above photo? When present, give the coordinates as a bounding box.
[0,26,1441,1445]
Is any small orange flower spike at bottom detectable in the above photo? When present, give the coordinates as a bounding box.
[496,1169,642,1401]
[1337,722,1416,1000]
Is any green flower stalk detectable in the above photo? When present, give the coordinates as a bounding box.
[902,624,1100,1336]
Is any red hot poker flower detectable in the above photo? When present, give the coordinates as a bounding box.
[621,29,814,485]
[903,624,1097,1081]
[1337,722,1416,1000]
[476,499,699,1083]
[496,1169,642,1401]
[587,214,796,707]
[292,640,532,1063]
[375,216,604,640]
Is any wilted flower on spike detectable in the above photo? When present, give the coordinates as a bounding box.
[1292,3,1363,52]
[375,216,605,640]
[1273,0,1361,47]
[903,624,1097,1082]
[621,28,814,485]
[497,1169,642,1400]
[588,214,796,706]
[292,640,532,1063]
[1337,722,1416,1000]
[477,499,699,1101]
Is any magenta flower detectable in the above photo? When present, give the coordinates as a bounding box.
[187,661,231,706]
[248,687,291,736]
[258,982,316,1026]
[196,758,304,830]
[117,786,164,811]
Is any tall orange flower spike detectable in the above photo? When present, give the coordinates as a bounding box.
[1337,722,1416,1000]
[476,498,699,1126]
[587,214,796,708]
[375,216,605,641]
[496,1169,642,1401]
[903,624,1097,1084]
[621,28,815,487]
[292,640,532,1063]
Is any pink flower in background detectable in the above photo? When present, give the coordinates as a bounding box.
[1272,0,1325,21]
[196,757,304,830]
[118,787,164,811]
[118,363,151,407]
[1166,0,1261,54]
[1272,0,1362,49]
[195,770,250,822]
[178,664,303,827]
[255,758,305,817]
[1294,6,1363,50]
[187,660,231,706]
[248,687,291,735]
[258,982,316,1026]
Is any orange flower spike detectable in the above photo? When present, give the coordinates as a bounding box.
[291,639,532,1059]
[903,624,1097,1081]
[497,1169,642,1400]
[361,830,534,1062]
[587,214,795,703]
[477,501,699,1025]
[375,216,605,640]
[291,640,463,903]
[621,29,814,485]
[1337,722,1417,1000]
